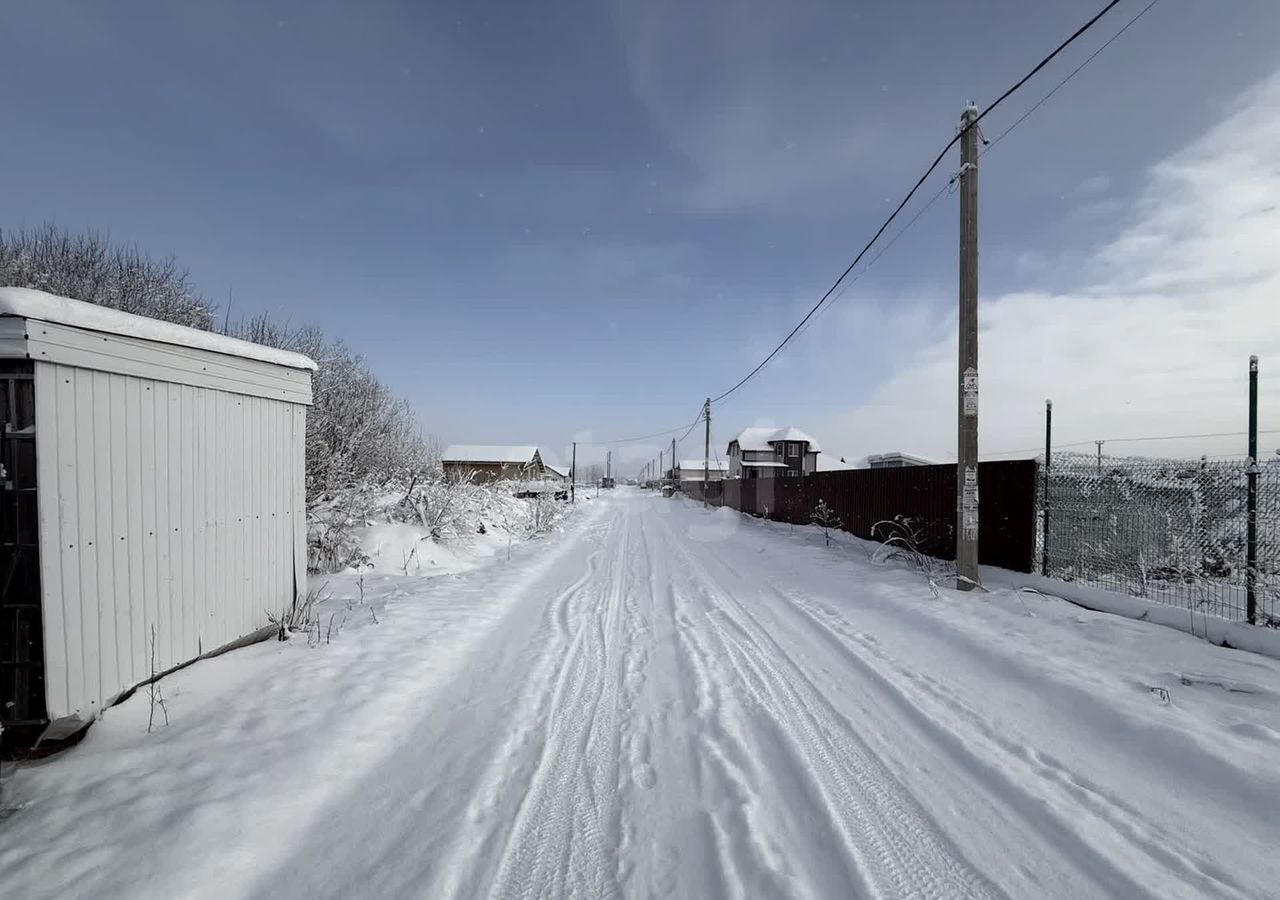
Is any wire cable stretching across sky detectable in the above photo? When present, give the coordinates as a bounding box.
[708,0,1127,405]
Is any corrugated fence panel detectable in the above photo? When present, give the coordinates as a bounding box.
[34,361,308,723]
[682,461,1038,572]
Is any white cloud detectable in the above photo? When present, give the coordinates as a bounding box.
[816,69,1280,461]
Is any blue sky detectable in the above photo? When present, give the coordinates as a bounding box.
[5,0,1280,470]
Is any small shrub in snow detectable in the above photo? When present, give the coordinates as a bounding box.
[810,500,842,547]
[871,516,952,597]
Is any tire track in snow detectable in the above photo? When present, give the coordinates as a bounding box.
[485,505,634,900]
[781,593,1252,900]
[656,512,1006,900]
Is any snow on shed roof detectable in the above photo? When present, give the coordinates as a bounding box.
[740,460,788,468]
[677,459,729,471]
[867,451,940,466]
[730,426,822,453]
[0,287,317,370]
[443,445,541,464]
[545,464,570,477]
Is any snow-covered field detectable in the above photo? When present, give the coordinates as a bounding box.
[3,487,1279,899]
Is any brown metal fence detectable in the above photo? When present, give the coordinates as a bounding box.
[683,461,1039,572]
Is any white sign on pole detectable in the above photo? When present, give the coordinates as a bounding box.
[963,366,978,417]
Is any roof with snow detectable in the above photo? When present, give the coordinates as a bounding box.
[0,287,317,370]
[730,426,822,453]
[867,451,940,466]
[740,460,788,468]
[545,464,570,478]
[443,445,541,465]
[676,459,729,472]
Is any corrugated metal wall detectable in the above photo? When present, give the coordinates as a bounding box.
[33,361,307,722]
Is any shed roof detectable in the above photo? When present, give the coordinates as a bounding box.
[443,445,541,464]
[867,451,940,466]
[731,426,822,453]
[0,287,317,371]
[677,459,729,471]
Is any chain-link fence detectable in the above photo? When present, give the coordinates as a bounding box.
[1037,452,1280,624]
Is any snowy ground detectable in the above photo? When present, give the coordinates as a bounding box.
[4,487,1280,899]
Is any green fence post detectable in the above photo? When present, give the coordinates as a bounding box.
[1247,355,1259,625]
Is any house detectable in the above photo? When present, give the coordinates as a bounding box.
[544,464,570,482]
[675,459,729,482]
[0,287,314,745]
[866,451,938,468]
[727,427,821,479]
[442,445,546,483]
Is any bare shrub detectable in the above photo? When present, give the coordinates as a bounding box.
[871,516,952,597]
[0,224,213,328]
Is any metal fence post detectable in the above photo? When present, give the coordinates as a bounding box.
[1247,355,1259,625]
[1043,399,1052,576]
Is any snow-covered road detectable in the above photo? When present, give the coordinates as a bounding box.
[5,488,1280,899]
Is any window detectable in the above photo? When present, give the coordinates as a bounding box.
[775,444,783,459]
[786,468,799,477]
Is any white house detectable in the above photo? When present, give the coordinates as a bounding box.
[0,288,314,744]
[675,459,729,482]
[727,427,821,479]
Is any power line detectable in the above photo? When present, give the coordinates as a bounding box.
[783,1,1163,389]
[710,0,1127,405]
[989,428,1280,457]
[576,407,704,447]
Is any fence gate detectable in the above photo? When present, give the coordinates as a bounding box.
[0,360,45,742]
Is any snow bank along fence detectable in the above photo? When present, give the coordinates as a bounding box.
[0,288,315,748]
[682,461,1039,573]
[1039,453,1279,625]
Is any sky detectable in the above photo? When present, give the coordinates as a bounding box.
[4,0,1280,472]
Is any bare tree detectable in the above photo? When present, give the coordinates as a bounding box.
[0,224,213,328]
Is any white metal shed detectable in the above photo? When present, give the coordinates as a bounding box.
[0,288,314,742]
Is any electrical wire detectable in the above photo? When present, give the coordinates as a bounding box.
[980,0,1162,156]
[988,429,1280,457]
[710,0,1126,405]
[576,407,704,447]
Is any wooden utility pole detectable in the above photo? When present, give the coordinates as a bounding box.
[606,450,611,482]
[956,104,980,590]
[1095,440,1104,474]
[671,437,677,481]
[571,442,577,503]
[660,449,664,483]
[703,397,712,507]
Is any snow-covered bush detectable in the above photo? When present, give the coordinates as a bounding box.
[0,224,214,328]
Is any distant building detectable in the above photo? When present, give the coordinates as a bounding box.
[866,451,938,469]
[675,459,730,482]
[442,445,545,483]
[727,427,821,479]
[544,464,570,482]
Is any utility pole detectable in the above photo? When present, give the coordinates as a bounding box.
[571,442,577,504]
[671,437,677,482]
[703,397,712,507]
[1247,355,1259,625]
[606,450,611,482]
[660,449,664,484]
[1095,440,1104,474]
[956,104,980,590]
